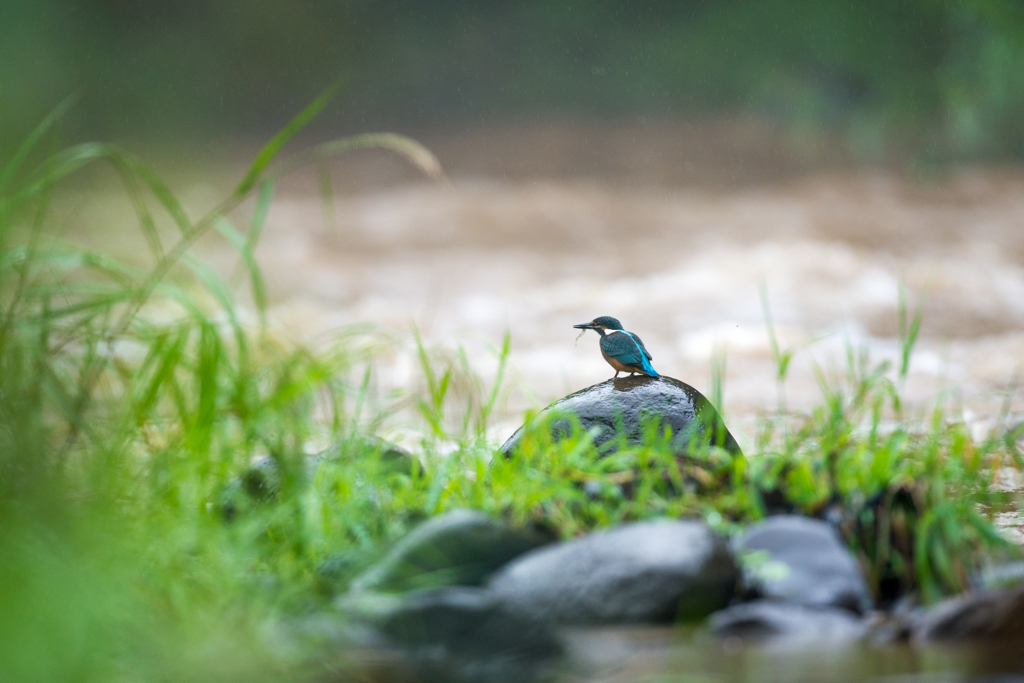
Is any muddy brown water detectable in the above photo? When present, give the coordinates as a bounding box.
[244,160,1024,446]
[70,123,1024,444]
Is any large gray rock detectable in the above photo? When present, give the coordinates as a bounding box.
[707,601,867,645]
[351,510,553,593]
[912,583,1024,642]
[487,520,736,625]
[735,515,873,614]
[500,375,741,457]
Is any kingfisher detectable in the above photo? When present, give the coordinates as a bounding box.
[573,316,659,378]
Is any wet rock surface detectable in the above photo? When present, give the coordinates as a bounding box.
[351,510,553,593]
[735,515,873,614]
[500,375,741,457]
[487,519,736,625]
[707,601,868,645]
[376,586,562,683]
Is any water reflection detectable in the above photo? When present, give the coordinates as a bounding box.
[563,626,1022,683]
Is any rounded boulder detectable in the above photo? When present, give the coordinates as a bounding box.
[734,515,873,615]
[487,520,737,626]
[350,510,553,593]
[500,375,741,457]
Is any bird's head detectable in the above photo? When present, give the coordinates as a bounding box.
[573,316,623,334]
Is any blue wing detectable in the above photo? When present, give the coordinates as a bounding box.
[630,332,653,360]
[602,331,659,376]
[601,332,644,365]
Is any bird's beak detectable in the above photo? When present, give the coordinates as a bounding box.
[573,322,596,329]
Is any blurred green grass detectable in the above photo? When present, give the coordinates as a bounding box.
[1,102,1022,681]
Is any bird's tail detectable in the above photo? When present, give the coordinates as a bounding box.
[640,356,659,377]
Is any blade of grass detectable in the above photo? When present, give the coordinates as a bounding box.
[215,215,269,327]
[0,94,78,196]
[898,278,931,380]
[235,80,343,196]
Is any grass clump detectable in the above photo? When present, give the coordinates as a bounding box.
[0,100,444,681]
[0,102,1022,682]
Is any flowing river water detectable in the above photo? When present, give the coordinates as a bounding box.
[222,125,1024,448]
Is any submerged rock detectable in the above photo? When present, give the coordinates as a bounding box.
[735,515,873,615]
[500,375,741,457]
[707,601,867,645]
[346,585,561,683]
[912,583,1024,642]
[350,510,553,593]
[379,586,562,655]
[487,519,736,625]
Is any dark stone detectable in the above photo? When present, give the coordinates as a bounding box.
[240,457,281,501]
[734,515,873,615]
[350,510,554,593]
[487,519,736,626]
[375,586,562,683]
[316,434,415,475]
[215,457,282,520]
[499,375,741,457]
[217,436,413,521]
[707,600,867,644]
[912,583,1024,642]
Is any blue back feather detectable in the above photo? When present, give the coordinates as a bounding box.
[601,330,659,377]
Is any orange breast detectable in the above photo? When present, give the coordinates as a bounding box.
[601,347,639,373]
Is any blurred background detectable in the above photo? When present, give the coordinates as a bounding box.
[5,0,1024,158]
[3,0,1024,441]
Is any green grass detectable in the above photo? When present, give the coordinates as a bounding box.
[1,102,1022,682]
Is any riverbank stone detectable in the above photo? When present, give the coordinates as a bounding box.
[335,586,560,683]
[487,519,736,625]
[912,583,1024,642]
[499,375,741,457]
[218,436,413,521]
[350,510,554,593]
[707,601,867,645]
[316,434,415,475]
[734,515,873,615]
